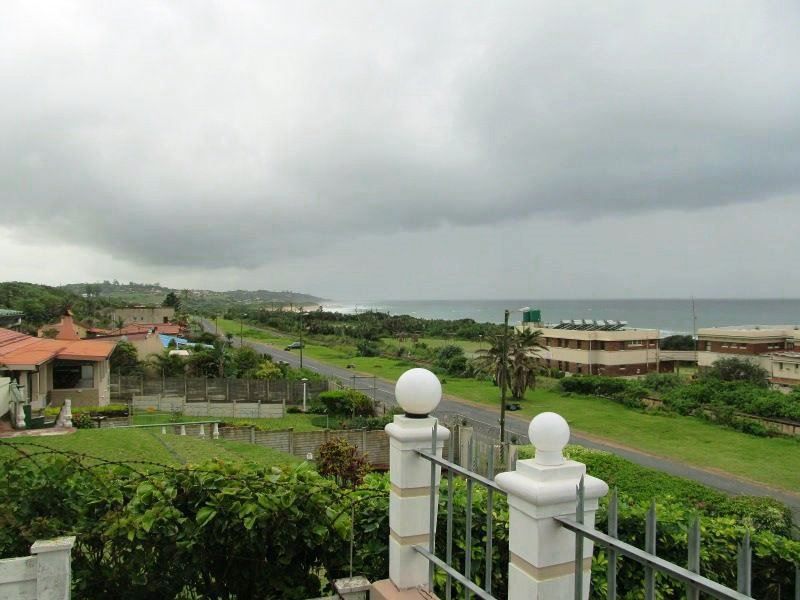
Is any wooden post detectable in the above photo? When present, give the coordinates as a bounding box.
[250,426,256,444]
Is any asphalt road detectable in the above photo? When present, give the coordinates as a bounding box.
[204,319,800,519]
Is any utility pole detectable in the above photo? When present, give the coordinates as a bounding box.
[239,313,247,347]
[500,309,510,450]
[299,312,307,369]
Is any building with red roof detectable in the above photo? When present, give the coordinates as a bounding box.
[0,327,116,414]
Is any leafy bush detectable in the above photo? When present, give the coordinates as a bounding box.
[44,403,129,418]
[559,376,647,408]
[662,380,800,422]
[338,414,395,431]
[355,339,380,357]
[318,390,376,417]
[0,456,357,599]
[317,437,370,488]
[643,372,682,393]
[435,345,470,377]
[72,413,95,429]
[702,357,770,387]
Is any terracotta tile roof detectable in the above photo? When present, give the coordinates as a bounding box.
[0,327,116,369]
[38,314,85,340]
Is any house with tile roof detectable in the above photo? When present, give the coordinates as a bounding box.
[0,308,24,331]
[37,310,89,340]
[0,327,116,416]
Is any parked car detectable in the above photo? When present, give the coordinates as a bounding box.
[284,341,304,350]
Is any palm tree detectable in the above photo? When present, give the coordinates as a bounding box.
[147,349,187,377]
[473,329,545,399]
[508,329,546,398]
[472,333,511,389]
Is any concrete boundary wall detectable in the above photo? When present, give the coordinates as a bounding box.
[132,396,286,419]
[160,423,391,467]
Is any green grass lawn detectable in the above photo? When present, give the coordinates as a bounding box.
[0,429,299,468]
[213,319,800,493]
[131,412,341,431]
[381,336,488,357]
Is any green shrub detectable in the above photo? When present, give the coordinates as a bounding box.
[72,413,95,429]
[0,456,356,599]
[355,340,380,357]
[318,390,376,417]
[44,403,129,418]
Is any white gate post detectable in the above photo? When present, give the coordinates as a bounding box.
[30,536,76,600]
[381,368,449,594]
[496,413,608,600]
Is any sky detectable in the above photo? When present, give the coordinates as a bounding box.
[1,1,799,301]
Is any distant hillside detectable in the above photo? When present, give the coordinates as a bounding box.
[0,281,116,331]
[58,281,326,314]
[1,280,326,330]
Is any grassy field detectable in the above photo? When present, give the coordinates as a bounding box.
[131,412,340,431]
[0,428,299,468]
[212,319,800,493]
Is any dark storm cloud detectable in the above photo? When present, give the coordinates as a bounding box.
[2,1,800,269]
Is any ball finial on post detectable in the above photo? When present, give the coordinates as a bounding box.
[394,368,442,417]
[529,412,570,466]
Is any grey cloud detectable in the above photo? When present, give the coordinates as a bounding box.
[2,1,800,269]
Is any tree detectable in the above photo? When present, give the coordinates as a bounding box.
[147,350,187,377]
[110,341,141,375]
[163,292,182,310]
[702,357,770,388]
[233,346,262,377]
[472,329,545,400]
[508,329,546,396]
[186,341,229,378]
[660,334,695,351]
[252,361,282,380]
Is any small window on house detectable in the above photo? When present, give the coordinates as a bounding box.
[705,342,711,351]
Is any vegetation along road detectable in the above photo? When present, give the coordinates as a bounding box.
[200,318,800,519]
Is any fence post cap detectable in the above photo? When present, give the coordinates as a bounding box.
[529,412,570,466]
[395,368,441,416]
[31,536,76,554]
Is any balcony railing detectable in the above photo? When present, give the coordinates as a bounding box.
[407,420,777,600]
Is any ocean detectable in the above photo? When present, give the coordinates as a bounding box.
[320,299,800,335]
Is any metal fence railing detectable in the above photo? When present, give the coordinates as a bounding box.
[415,423,502,599]
[557,479,763,600]
[412,424,774,600]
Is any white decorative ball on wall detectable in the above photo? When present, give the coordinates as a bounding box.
[529,412,571,466]
[395,368,442,416]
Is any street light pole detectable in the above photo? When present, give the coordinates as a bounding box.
[299,312,308,370]
[301,377,308,412]
[239,313,247,347]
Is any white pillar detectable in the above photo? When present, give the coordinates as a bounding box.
[161,426,167,435]
[180,424,186,436]
[30,536,76,600]
[212,422,220,439]
[384,368,450,591]
[496,412,608,600]
[199,423,205,439]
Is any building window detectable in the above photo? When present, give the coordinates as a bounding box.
[53,361,94,389]
[705,342,711,351]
